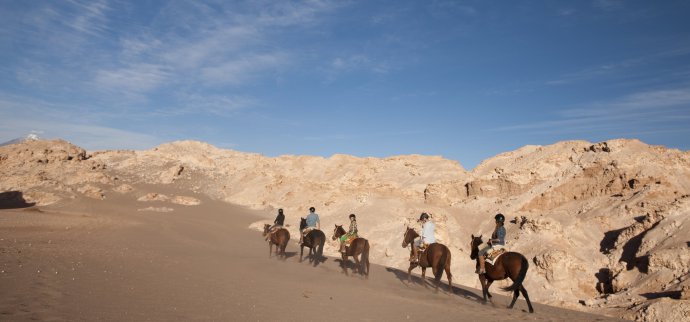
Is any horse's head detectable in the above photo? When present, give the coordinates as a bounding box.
[263,224,271,236]
[332,224,345,240]
[470,234,483,260]
[299,217,306,230]
[401,226,419,248]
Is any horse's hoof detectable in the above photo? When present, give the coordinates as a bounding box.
[529,309,534,313]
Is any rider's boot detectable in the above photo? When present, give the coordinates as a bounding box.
[477,255,486,275]
[410,245,419,263]
[339,242,346,253]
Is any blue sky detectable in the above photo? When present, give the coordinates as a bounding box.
[1,0,689,169]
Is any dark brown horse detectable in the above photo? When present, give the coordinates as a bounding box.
[470,235,534,313]
[262,224,290,258]
[332,225,370,277]
[401,227,452,293]
[299,218,325,266]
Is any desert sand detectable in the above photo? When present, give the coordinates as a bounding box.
[1,189,622,321]
[1,138,689,321]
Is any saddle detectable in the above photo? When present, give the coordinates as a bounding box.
[302,227,316,237]
[486,248,506,265]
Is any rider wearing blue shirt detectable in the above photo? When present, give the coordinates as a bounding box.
[300,206,320,245]
[477,213,507,274]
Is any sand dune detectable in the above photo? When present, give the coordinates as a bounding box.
[1,138,689,320]
[0,190,624,321]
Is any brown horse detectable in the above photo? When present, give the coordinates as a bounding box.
[332,225,370,277]
[262,224,290,258]
[299,218,325,266]
[470,234,534,313]
[401,227,452,293]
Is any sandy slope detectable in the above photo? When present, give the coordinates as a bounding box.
[0,187,624,322]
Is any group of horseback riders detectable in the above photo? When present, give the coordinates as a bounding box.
[267,206,358,254]
[266,207,507,276]
[263,207,532,312]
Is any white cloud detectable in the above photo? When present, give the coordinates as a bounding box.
[94,63,171,95]
[493,86,690,135]
[200,53,288,85]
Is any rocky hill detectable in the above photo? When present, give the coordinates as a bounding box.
[1,138,688,321]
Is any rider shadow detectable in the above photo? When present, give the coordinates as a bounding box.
[0,191,36,209]
[384,267,482,301]
[281,251,298,260]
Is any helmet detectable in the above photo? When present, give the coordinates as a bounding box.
[349,213,356,219]
[309,207,316,212]
[419,212,430,221]
[495,213,505,223]
[278,208,283,213]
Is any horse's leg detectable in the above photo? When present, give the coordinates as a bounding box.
[269,242,273,258]
[421,267,429,288]
[407,264,415,283]
[352,251,362,275]
[520,285,535,313]
[478,274,488,302]
[508,287,519,309]
[341,254,348,276]
[299,245,304,262]
[445,264,453,295]
[485,280,493,298]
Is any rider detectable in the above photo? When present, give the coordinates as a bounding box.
[266,208,285,241]
[300,206,320,245]
[477,213,507,275]
[339,214,358,253]
[411,212,435,263]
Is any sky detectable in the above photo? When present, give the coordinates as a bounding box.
[1,0,689,169]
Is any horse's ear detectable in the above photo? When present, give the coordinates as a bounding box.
[471,234,474,238]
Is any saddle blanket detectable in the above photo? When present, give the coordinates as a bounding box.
[486,248,506,265]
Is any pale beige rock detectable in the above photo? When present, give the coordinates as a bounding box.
[2,137,689,321]
[171,196,201,206]
[137,193,169,202]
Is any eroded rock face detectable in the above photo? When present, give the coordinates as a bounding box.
[1,138,689,320]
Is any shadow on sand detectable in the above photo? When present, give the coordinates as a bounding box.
[0,191,36,209]
[384,267,483,301]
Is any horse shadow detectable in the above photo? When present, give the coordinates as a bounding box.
[282,251,298,260]
[0,191,36,209]
[384,267,482,301]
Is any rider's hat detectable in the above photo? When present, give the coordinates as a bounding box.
[309,206,316,212]
[495,213,505,223]
[419,212,430,221]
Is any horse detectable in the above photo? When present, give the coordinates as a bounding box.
[469,234,534,313]
[299,218,325,266]
[332,224,370,277]
[262,224,290,258]
[401,227,452,293]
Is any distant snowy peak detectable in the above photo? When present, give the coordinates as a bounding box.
[0,133,42,147]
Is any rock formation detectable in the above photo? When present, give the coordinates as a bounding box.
[1,138,688,321]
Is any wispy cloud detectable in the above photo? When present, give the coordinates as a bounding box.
[593,0,624,11]
[94,63,171,96]
[201,53,289,85]
[492,86,690,136]
[64,0,111,36]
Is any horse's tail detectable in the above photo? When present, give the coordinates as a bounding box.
[316,232,325,260]
[502,253,529,292]
[281,229,290,255]
[434,245,449,283]
[361,239,370,276]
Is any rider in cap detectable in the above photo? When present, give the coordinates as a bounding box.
[477,213,507,274]
[266,208,285,241]
[411,212,436,263]
[300,207,320,245]
[339,214,358,253]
